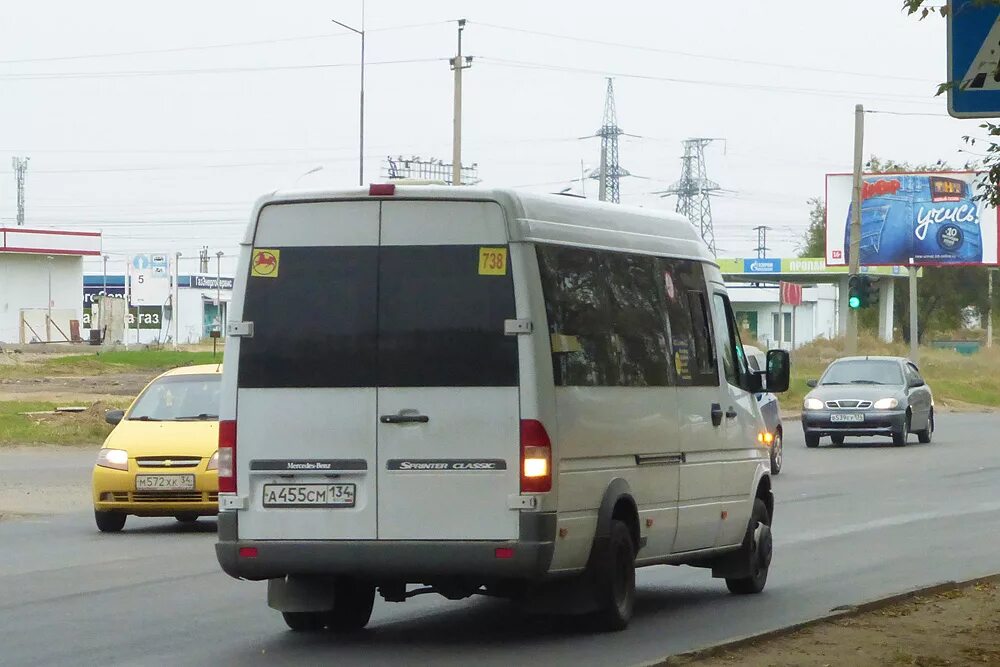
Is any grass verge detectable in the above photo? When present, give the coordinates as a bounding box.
[0,350,221,380]
[0,400,131,446]
[781,335,1000,411]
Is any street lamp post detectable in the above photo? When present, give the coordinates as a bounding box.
[332,5,365,186]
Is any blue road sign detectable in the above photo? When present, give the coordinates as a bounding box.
[949,0,1000,118]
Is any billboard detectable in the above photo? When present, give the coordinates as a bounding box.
[129,253,171,306]
[825,172,998,267]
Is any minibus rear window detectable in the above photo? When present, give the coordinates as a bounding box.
[238,245,517,388]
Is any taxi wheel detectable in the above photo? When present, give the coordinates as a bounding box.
[95,510,126,533]
[174,513,199,523]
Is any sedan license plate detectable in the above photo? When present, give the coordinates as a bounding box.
[830,413,864,423]
[262,483,356,508]
[135,474,195,491]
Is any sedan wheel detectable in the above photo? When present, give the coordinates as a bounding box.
[916,410,934,444]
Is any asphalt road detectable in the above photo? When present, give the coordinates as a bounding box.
[3,412,1000,667]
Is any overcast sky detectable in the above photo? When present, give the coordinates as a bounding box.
[0,0,986,275]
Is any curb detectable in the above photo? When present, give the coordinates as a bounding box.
[637,573,1000,667]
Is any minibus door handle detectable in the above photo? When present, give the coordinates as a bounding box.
[725,407,738,420]
[380,414,430,425]
[710,403,723,427]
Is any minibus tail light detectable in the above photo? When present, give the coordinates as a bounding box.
[520,419,552,493]
[218,420,237,494]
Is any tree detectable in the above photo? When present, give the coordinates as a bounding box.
[902,0,1000,208]
[798,197,826,257]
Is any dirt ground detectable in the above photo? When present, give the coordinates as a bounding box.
[0,373,151,402]
[665,579,1000,667]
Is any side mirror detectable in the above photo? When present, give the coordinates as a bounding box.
[765,349,791,393]
[105,409,125,426]
[746,371,765,394]
[908,378,925,388]
[806,379,818,388]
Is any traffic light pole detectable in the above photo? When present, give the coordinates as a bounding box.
[846,103,864,356]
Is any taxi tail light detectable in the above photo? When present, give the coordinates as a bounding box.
[218,420,237,493]
[520,419,552,493]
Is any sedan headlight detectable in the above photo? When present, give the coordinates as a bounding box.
[803,398,824,410]
[207,450,219,471]
[96,448,129,471]
[873,397,899,410]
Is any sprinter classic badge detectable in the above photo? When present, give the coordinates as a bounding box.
[251,249,280,278]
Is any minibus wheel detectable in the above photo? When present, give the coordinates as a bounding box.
[725,499,772,595]
[590,519,636,631]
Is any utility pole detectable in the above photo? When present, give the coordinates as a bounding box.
[753,225,771,259]
[332,5,365,186]
[199,247,209,273]
[46,255,53,341]
[451,19,472,186]
[988,269,994,349]
[909,267,919,362]
[174,252,182,349]
[12,157,29,226]
[598,146,608,202]
[846,104,864,355]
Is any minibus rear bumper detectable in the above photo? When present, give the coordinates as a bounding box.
[215,511,557,581]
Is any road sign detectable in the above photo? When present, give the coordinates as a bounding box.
[130,253,171,306]
[948,0,1000,118]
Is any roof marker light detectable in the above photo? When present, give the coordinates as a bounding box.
[369,183,396,196]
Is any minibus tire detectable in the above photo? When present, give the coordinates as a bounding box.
[281,611,325,632]
[590,519,636,631]
[805,434,820,448]
[324,578,376,632]
[94,510,126,533]
[725,499,772,595]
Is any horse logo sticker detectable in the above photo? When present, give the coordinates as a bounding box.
[251,249,280,278]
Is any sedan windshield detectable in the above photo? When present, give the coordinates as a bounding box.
[128,374,221,421]
[821,360,903,386]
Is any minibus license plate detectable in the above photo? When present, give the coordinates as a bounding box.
[135,474,195,491]
[262,483,356,508]
[830,413,864,423]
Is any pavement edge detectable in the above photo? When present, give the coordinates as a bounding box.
[637,573,1000,667]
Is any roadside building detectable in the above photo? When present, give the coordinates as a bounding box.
[83,273,233,345]
[0,227,102,344]
[721,257,910,349]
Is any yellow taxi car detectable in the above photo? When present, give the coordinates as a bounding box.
[92,364,222,532]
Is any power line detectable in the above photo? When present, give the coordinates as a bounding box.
[476,57,943,106]
[0,21,449,65]
[470,21,938,85]
[864,109,954,117]
[0,57,445,81]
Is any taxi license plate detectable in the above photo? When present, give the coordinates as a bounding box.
[135,474,195,491]
[830,413,864,423]
[262,483,356,508]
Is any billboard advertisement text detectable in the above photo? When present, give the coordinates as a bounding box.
[825,172,998,267]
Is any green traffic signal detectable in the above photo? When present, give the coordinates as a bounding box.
[849,294,862,309]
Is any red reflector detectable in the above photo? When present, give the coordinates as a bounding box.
[369,183,396,196]
[238,547,258,559]
[495,548,515,559]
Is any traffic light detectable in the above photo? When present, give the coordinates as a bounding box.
[848,275,879,309]
[848,275,863,309]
